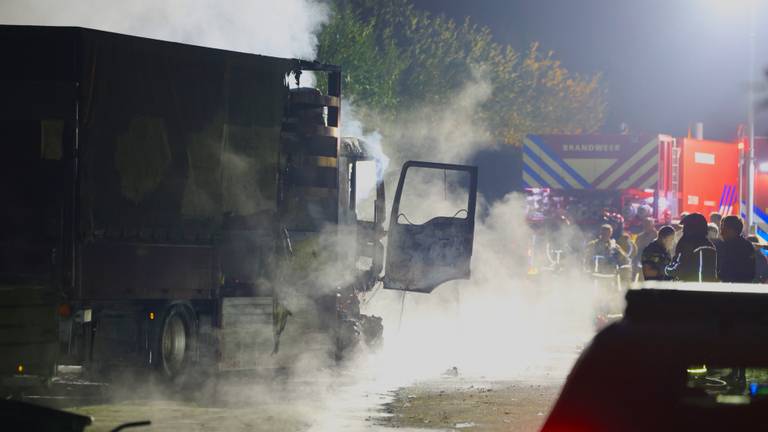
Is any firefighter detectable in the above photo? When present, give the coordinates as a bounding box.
[584,224,629,275]
[708,222,724,250]
[665,213,717,282]
[747,236,768,283]
[616,233,637,283]
[709,211,722,226]
[543,214,572,271]
[717,216,755,283]
[601,210,624,239]
[634,218,658,276]
[640,225,675,281]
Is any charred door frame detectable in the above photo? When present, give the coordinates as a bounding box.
[385,161,479,293]
[390,161,479,234]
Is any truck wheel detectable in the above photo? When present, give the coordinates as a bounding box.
[157,305,197,380]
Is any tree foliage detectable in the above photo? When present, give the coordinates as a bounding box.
[316,2,404,114]
[316,0,607,146]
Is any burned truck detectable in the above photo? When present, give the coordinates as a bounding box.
[0,25,478,385]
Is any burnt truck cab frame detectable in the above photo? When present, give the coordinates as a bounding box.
[385,162,478,293]
[0,25,478,386]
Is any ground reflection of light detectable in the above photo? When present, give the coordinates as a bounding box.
[359,194,604,384]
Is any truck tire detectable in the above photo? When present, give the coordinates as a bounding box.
[156,304,197,381]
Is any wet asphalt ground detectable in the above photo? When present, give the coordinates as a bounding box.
[6,340,582,432]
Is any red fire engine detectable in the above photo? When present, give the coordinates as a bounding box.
[524,133,741,232]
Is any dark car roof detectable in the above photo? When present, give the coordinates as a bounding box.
[625,283,768,326]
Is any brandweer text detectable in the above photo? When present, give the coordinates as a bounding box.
[561,144,620,152]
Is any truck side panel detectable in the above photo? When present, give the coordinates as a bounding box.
[74,28,295,299]
[0,26,82,380]
[81,243,215,300]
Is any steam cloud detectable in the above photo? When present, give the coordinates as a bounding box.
[352,62,607,382]
[363,194,605,381]
[364,68,495,171]
[0,0,328,59]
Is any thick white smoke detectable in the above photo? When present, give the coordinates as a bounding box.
[373,69,494,170]
[341,101,390,195]
[350,62,605,383]
[0,0,328,59]
[360,194,604,382]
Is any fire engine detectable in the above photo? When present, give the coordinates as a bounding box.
[523,133,741,233]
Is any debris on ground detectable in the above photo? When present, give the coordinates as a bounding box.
[442,366,460,377]
[384,380,561,432]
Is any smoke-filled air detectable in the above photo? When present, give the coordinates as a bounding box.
[0,0,606,399]
[9,0,760,431]
[0,0,328,59]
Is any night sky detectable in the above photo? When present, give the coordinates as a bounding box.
[414,0,768,141]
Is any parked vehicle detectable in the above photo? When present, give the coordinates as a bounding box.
[543,283,768,431]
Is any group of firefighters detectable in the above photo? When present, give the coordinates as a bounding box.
[585,212,768,284]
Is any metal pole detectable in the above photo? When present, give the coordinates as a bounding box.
[739,141,744,216]
[747,0,757,230]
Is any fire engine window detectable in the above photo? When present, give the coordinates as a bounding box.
[398,167,470,225]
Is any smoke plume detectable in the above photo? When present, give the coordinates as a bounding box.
[351,60,610,382]
[369,68,494,170]
[362,193,606,381]
[0,0,328,59]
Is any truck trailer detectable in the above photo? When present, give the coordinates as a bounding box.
[0,25,478,386]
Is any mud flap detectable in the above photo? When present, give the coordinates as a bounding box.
[0,284,58,385]
[218,297,274,371]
